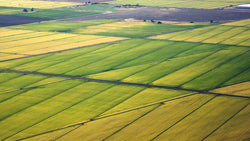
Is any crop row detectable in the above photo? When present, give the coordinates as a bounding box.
[223,19,250,27]
[0,39,248,90]
[9,20,119,32]
[0,28,126,60]
[9,20,207,38]
[0,72,191,140]
[23,94,250,141]
[151,25,250,46]
[212,81,250,97]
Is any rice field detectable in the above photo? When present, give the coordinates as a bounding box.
[150,24,250,46]
[0,0,81,9]
[0,19,249,140]
[10,20,207,37]
[0,4,124,19]
[0,28,127,61]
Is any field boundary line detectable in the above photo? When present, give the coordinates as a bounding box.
[102,104,162,140]
[0,38,131,62]
[0,79,69,104]
[18,34,118,54]
[113,43,204,83]
[10,84,115,141]
[0,31,35,42]
[0,32,58,44]
[218,69,250,88]
[2,34,80,54]
[0,51,28,56]
[113,41,199,70]
[220,24,250,28]
[112,41,177,69]
[173,25,219,42]
[0,68,249,98]
[54,125,81,141]
[61,39,151,75]
[0,32,36,43]
[216,28,247,44]
[147,23,220,40]
[150,38,250,48]
[0,89,30,103]
[215,66,250,89]
[0,32,59,50]
[0,73,24,86]
[201,103,250,141]
[219,29,250,46]
[0,77,68,95]
[198,26,234,43]
[150,49,222,86]
[235,37,250,46]
[17,93,196,141]
[31,44,111,73]
[178,50,249,89]
[1,81,84,141]
[0,74,47,95]
[103,41,171,71]
[151,95,217,141]
[2,54,52,70]
[92,87,147,119]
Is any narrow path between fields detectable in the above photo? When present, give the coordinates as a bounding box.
[0,68,249,98]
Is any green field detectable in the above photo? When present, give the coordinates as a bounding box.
[151,24,250,46]
[105,0,249,9]
[9,20,207,37]
[0,15,249,141]
[0,4,124,19]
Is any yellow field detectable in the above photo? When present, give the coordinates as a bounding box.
[0,28,127,61]
[223,19,250,27]
[75,21,149,34]
[211,82,250,97]
[0,0,82,9]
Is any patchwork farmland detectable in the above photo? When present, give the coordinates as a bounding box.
[0,0,249,140]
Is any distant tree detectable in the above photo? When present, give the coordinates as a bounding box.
[31,8,34,11]
[143,19,146,22]
[190,21,194,23]
[23,8,28,12]
[151,19,155,23]
[210,20,214,23]
[157,21,162,24]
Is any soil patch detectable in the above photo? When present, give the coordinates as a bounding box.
[60,7,250,22]
[0,15,51,27]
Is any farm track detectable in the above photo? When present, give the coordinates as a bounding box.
[0,68,249,99]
